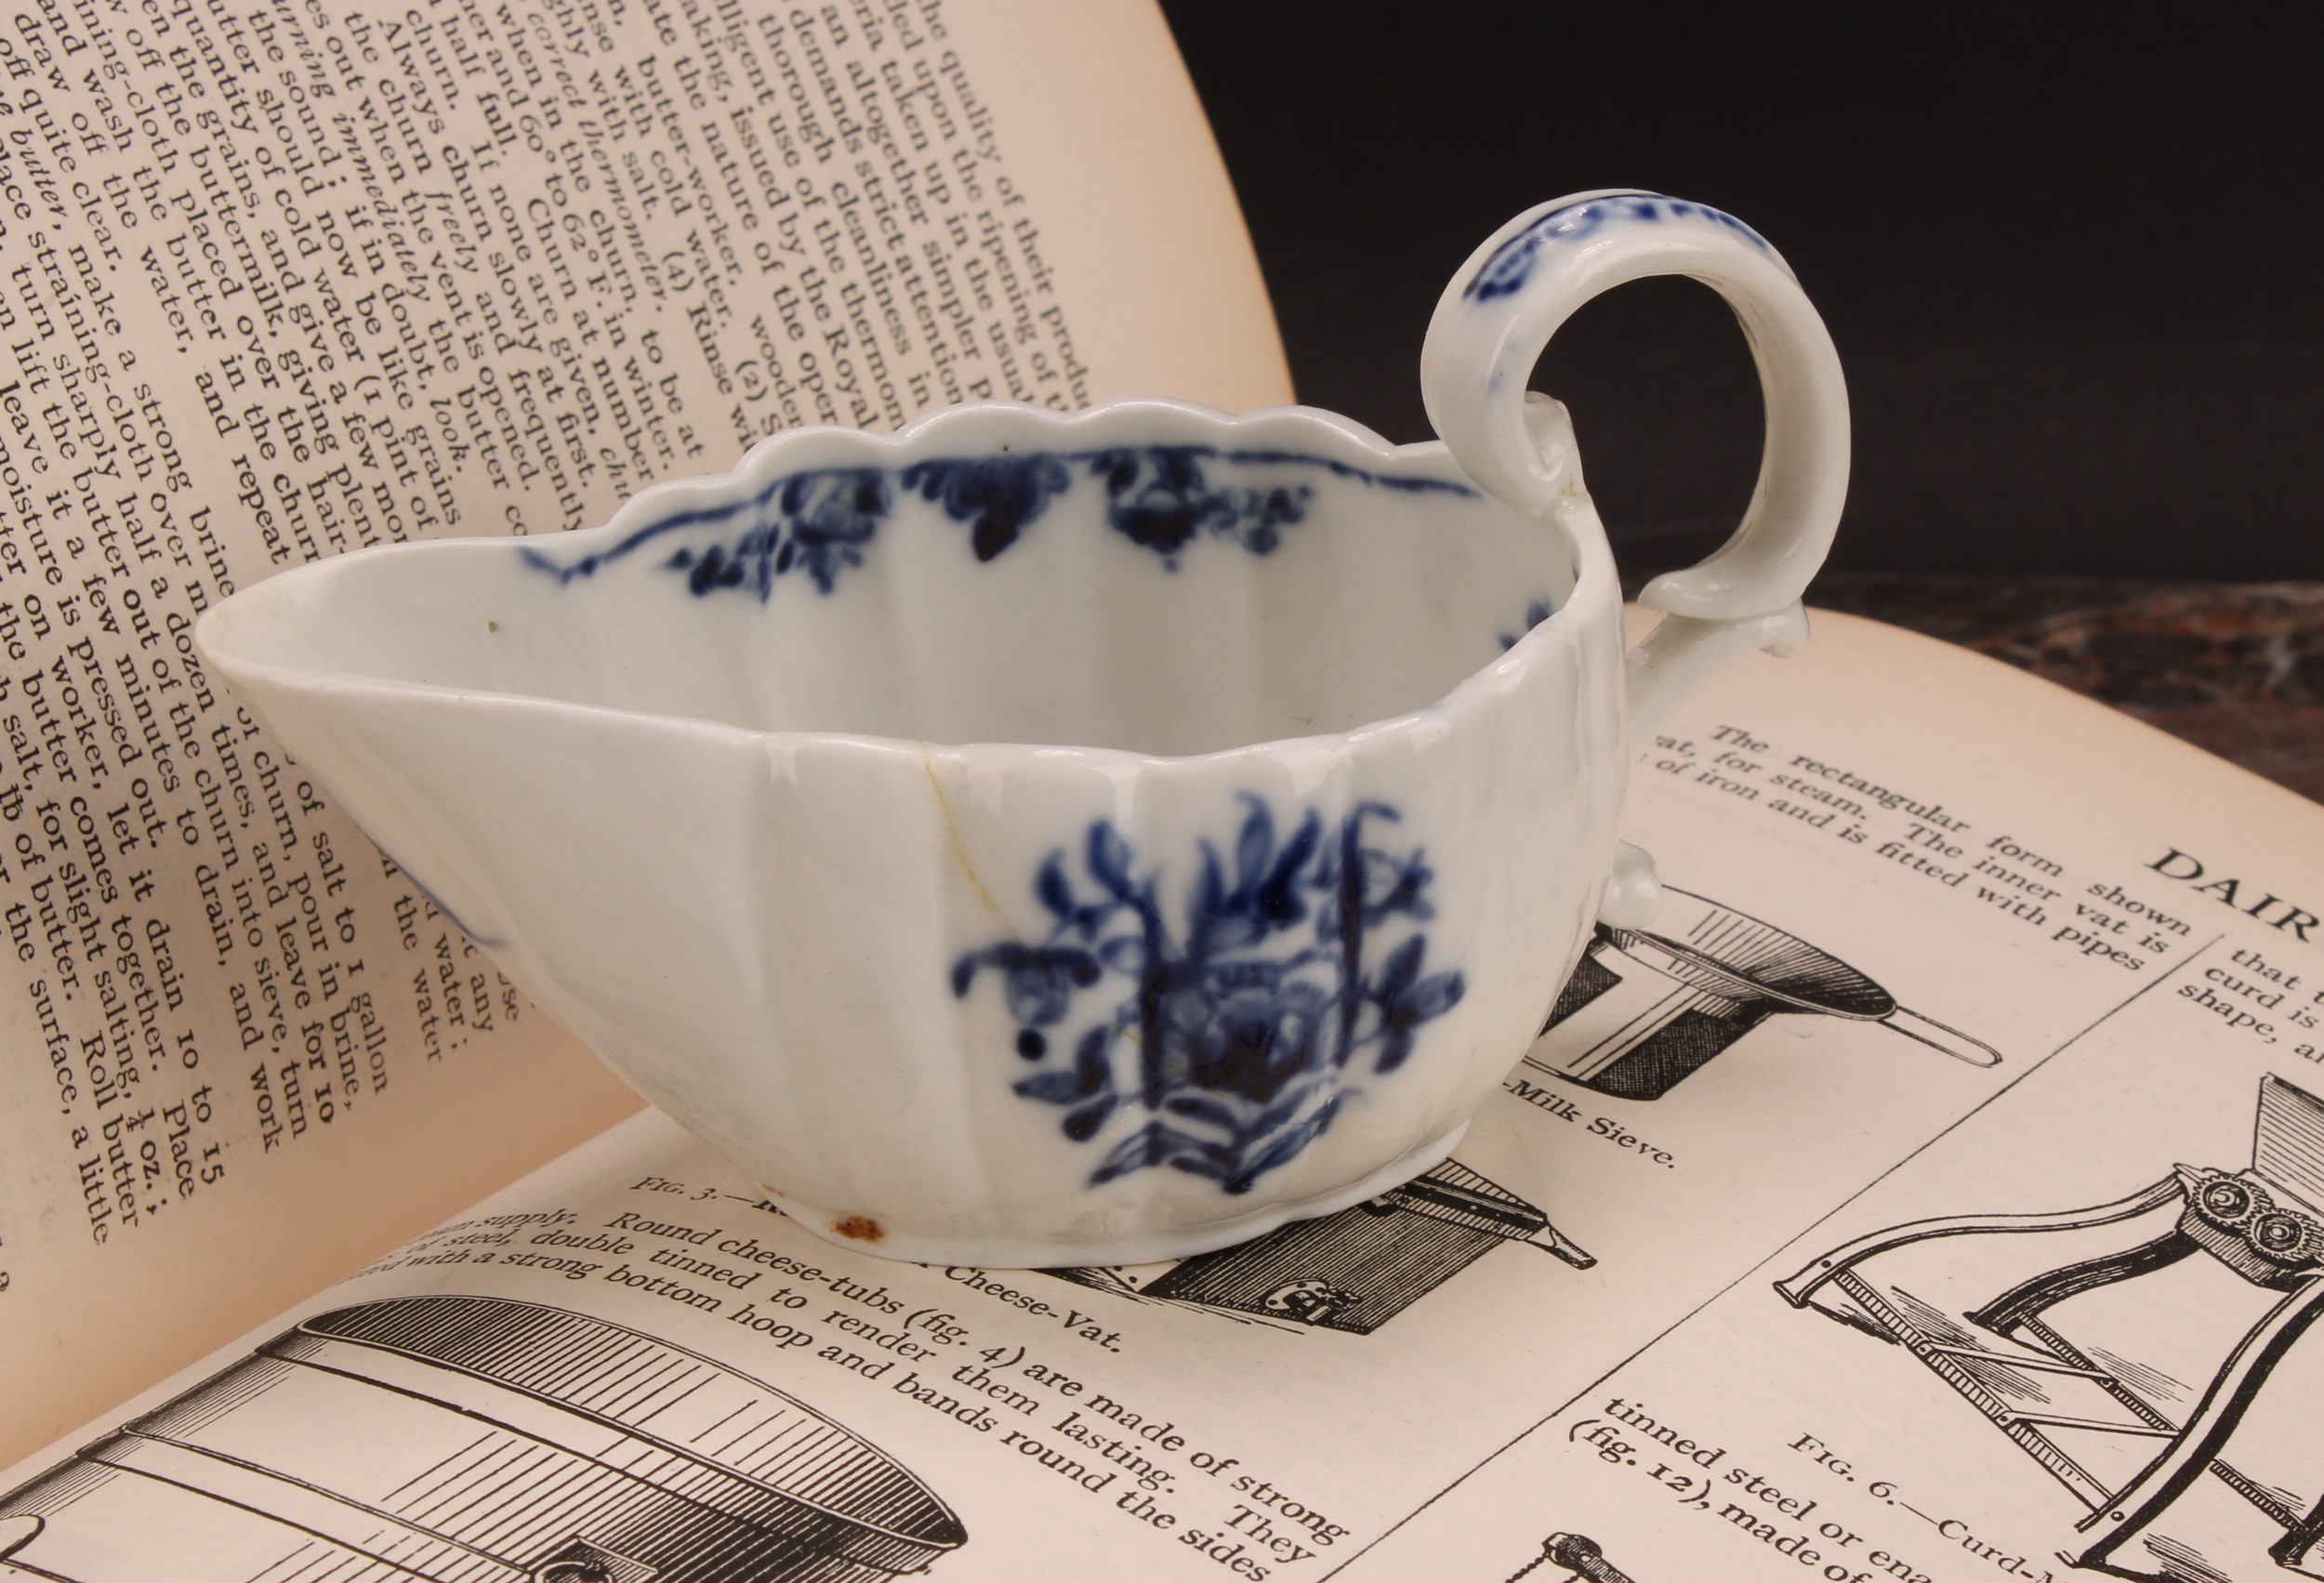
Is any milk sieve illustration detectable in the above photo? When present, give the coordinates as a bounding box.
[1528,888,2002,1101]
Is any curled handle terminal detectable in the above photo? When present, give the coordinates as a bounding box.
[1423,191,1849,926]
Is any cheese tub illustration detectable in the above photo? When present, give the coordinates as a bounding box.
[0,1294,968,1581]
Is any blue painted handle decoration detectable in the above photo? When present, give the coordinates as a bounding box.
[1462,192,1771,304]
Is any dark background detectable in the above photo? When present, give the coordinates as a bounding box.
[1156,4,2322,586]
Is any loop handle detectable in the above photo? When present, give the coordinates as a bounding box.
[1421,191,1849,626]
[1423,193,1847,927]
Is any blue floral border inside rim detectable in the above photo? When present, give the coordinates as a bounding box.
[1463,194,1772,304]
[1499,599,1555,652]
[952,797,1465,1195]
[518,446,1480,602]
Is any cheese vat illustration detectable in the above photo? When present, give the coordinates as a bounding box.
[1050,1158,1593,1334]
[0,1294,967,1581]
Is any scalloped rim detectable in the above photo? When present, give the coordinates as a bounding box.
[194,399,1618,770]
[292,1295,967,1550]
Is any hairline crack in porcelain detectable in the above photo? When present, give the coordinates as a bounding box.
[195,191,1849,1267]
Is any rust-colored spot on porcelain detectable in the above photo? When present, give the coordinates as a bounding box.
[833,1215,884,1242]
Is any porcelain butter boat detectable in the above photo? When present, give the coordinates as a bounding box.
[195,192,1849,1266]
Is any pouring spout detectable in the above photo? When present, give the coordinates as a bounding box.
[1883,1006,2003,1067]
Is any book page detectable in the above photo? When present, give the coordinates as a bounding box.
[0,0,1289,1461]
[10,613,2316,1582]
[1335,613,2324,1583]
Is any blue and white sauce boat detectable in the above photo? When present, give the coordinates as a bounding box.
[197,192,1848,1266]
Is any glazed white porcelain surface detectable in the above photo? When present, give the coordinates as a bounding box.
[195,191,1849,1266]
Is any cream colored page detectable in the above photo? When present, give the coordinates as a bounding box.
[0,0,1286,1461]
[1334,613,2324,1583]
[11,613,2312,1581]
[939,0,1291,411]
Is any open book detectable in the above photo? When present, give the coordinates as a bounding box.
[7,8,2324,1583]
[0,0,1285,1448]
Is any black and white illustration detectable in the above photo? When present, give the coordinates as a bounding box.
[1778,1075,2324,1581]
[1529,887,2003,1101]
[0,1294,968,1582]
[1502,1530,1644,1582]
[1049,1158,1594,1334]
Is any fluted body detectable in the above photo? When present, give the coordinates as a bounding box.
[197,401,1626,1264]
[195,191,1848,1265]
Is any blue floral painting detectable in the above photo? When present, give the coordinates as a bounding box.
[1499,598,1555,650]
[667,468,888,596]
[522,446,1476,602]
[952,798,1466,1194]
